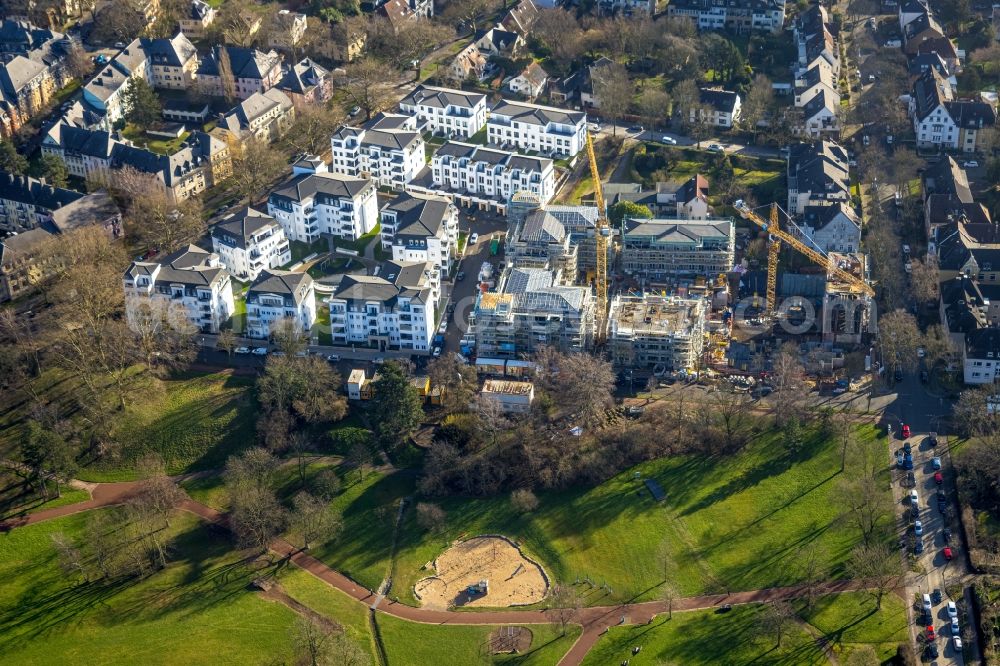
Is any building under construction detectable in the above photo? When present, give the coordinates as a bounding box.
[608,294,707,371]
[822,252,873,344]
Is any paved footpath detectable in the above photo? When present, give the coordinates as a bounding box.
[2,481,875,665]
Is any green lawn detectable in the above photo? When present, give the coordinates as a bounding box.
[315,304,333,345]
[181,459,342,512]
[388,424,888,607]
[581,604,826,665]
[0,511,299,664]
[84,371,257,481]
[377,614,579,666]
[795,591,909,662]
[0,486,90,520]
[121,125,191,156]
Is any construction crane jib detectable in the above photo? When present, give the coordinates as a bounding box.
[732,199,875,299]
[586,130,610,344]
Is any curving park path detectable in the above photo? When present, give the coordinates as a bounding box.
[1,480,875,665]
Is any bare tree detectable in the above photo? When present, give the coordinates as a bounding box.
[426,353,478,414]
[636,88,671,132]
[231,137,287,204]
[345,441,372,482]
[795,541,829,609]
[230,484,287,554]
[770,342,806,425]
[415,501,447,533]
[510,488,539,513]
[592,63,632,136]
[741,74,774,142]
[836,474,892,545]
[284,103,347,157]
[845,645,879,666]
[759,601,796,647]
[545,585,582,635]
[850,542,902,609]
[292,615,334,666]
[909,256,940,306]
[290,491,342,550]
[270,316,309,355]
[707,387,752,450]
[217,329,238,359]
[339,58,399,122]
[878,310,922,375]
[475,394,509,447]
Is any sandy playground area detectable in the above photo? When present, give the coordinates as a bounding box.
[413,536,548,610]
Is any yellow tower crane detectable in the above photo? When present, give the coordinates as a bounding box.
[765,203,781,316]
[733,200,875,299]
[585,130,611,344]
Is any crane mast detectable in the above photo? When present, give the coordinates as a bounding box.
[585,130,610,344]
[733,200,875,298]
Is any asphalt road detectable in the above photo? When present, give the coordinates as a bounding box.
[593,123,783,159]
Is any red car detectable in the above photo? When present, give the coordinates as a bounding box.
[943,547,953,561]
[926,626,936,640]
[902,424,911,438]
[934,472,944,485]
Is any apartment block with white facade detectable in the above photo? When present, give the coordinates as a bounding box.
[267,169,378,244]
[423,141,555,206]
[330,113,425,190]
[211,207,291,281]
[245,269,316,339]
[380,192,459,273]
[328,260,439,352]
[398,85,488,139]
[487,99,587,157]
[123,245,235,334]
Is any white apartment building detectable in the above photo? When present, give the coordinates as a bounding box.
[268,170,378,244]
[123,245,235,334]
[380,192,459,273]
[425,141,555,206]
[328,260,439,352]
[330,113,425,190]
[245,269,316,339]
[692,88,742,128]
[487,99,587,157]
[211,207,291,282]
[398,85,488,139]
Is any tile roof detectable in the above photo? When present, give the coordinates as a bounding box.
[248,268,313,305]
[383,192,453,239]
[0,171,83,211]
[212,207,279,250]
[270,171,373,203]
[698,88,740,114]
[489,99,586,127]
[400,84,486,111]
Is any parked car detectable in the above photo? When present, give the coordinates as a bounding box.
[943,528,952,544]
[660,136,677,145]
[894,367,903,382]
[626,124,643,133]
[252,347,268,356]
[951,618,960,636]
[915,539,924,554]
[924,643,939,659]
[114,41,126,48]
[904,453,914,470]
[432,346,442,357]
[902,424,911,438]
[965,160,979,168]
[922,593,932,613]
[469,233,479,245]
[946,601,958,618]
[326,354,340,362]
[934,471,944,485]
[910,489,920,505]
[932,589,942,604]
[235,346,251,355]
[914,520,923,536]
[926,625,936,641]
[896,451,904,467]
[944,547,953,560]
[708,143,724,153]
[932,457,942,470]
[954,636,963,650]
[906,471,916,487]
[349,105,361,116]
[904,441,912,454]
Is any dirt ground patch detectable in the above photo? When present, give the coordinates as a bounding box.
[413,536,548,610]
[489,626,532,654]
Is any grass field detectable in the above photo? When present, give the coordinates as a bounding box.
[581,604,826,665]
[84,371,257,481]
[386,424,887,607]
[377,614,579,666]
[0,511,299,664]
[0,487,90,520]
[795,591,909,661]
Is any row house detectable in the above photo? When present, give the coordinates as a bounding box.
[379,192,459,274]
[267,164,378,244]
[330,113,425,190]
[666,0,786,34]
[471,267,595,358]
[211,207,291,282]
[426,141,555,207]
[795,5,839,77]
[0,171,84,233]
[246,269,316,339]
[328,260,439,352]
[0,55,55,139]
[786,140,851,215]
[499,0,540,36]
[0,189,121,302]
[487,99,587,158]
[398,84,487,139]
[796,202,861,254]
[620,218,736,279]
[196,46,283,100]
[124,245,235,334]
[910,69,997,153]
[794,62,840,138]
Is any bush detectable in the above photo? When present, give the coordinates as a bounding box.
[510,488,539,513]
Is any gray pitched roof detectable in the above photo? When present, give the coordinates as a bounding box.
[248,269,313,305]
[213,207,279,250]
[400,84,486,110]
[140,33,197,68]
[520,210,566,243]
[0,172,83,211]
[698,88,740,114]
[383,192,452,239]
[0,55,47,99]
[270,171,373,204]
[277,57,329,95]
[489,99,585,127]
